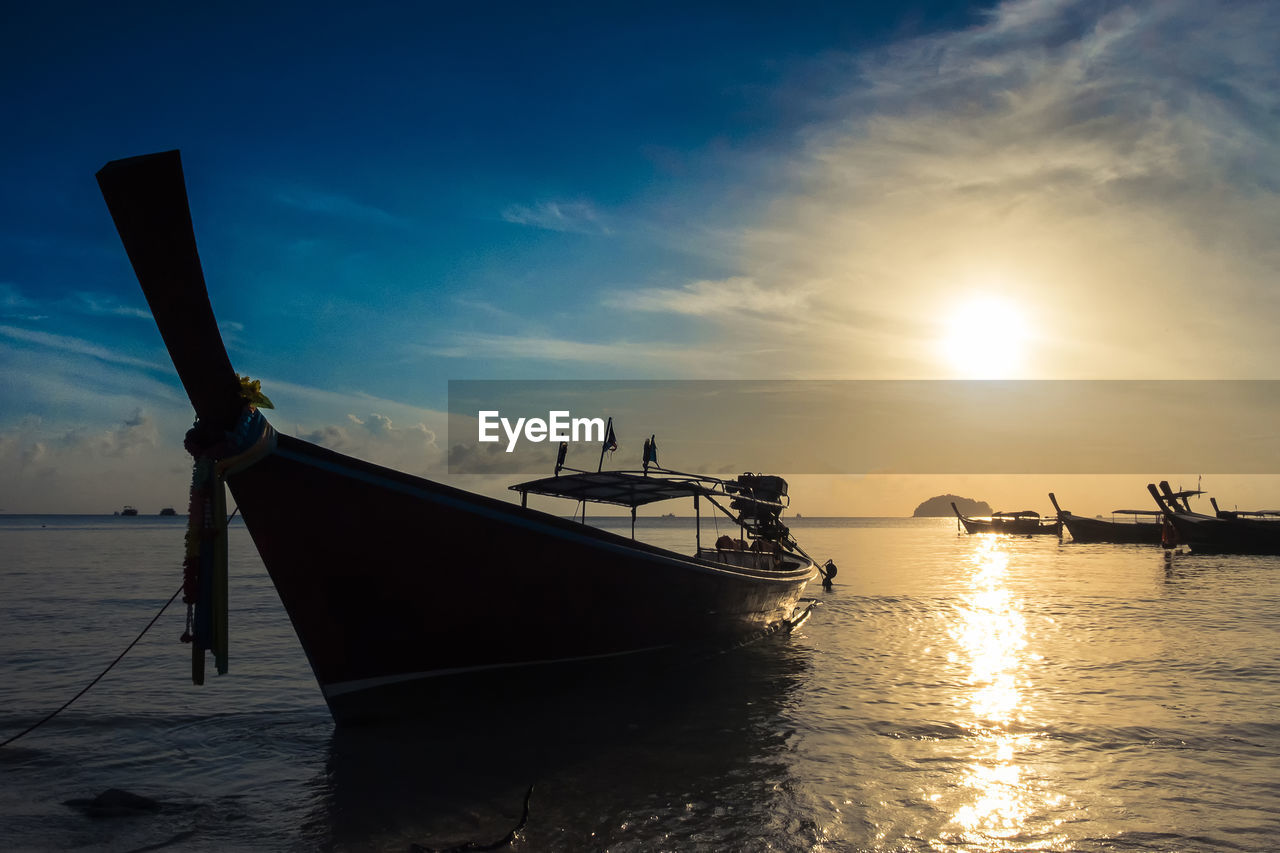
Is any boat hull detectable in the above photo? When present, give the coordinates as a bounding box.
[1165,513,1280,555]
[956,517,1061,536]
[229,435,815,723]
[94,150,817,724]
[951,501,1060,536]
[1060,515,1162,544]
[953,512,1061,537]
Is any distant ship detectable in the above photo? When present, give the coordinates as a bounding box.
[120,506,139,516]
[159,507,178,516]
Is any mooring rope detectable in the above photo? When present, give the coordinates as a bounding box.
[0,583,184,749]
[0,506,241,749]
[409,784,535,852]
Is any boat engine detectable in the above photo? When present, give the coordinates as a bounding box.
[730,473,790,540]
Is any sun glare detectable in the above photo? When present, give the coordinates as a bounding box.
[939,296,1029,378]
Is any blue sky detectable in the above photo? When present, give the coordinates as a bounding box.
[3,1,1279,514]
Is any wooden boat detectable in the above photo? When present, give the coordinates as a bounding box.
[1048,492,1163,544]
[1209,496,1280,522]
[951,502,1062,536]
[1149,481,1280,555]
[96,150,825,724]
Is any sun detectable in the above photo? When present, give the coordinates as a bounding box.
[938,296,1029,378]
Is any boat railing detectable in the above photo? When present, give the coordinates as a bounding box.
[696,548,783,571]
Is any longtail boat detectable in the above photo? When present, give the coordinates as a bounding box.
[951,502,1062,536]
[97,150,826,724]
[1048,492,1164,544]
[1149,481,1280,555]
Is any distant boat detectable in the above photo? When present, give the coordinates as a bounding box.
[120,506,139,516]
[159,507,178,516]
[1048,492,1163,544]
[97,149,828,725]
[951,502,1061,536]
[1149,481,1280,554]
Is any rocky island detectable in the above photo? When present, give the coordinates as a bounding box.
[913,494,992,518]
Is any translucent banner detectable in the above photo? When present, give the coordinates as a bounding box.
[446,380,1280,476]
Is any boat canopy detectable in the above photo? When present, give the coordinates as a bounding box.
[1165,489,1204,499]
[992,510,1040,518]
[511,470,724,508]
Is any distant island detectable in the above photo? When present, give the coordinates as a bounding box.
[913,494,992,517]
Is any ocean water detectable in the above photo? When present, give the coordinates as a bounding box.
[1,514,1278,852]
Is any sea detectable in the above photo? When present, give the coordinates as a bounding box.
[1,514,1278,852]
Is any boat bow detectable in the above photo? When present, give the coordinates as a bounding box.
[97,150,823,722]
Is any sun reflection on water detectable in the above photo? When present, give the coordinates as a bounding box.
[938,536,1070,851]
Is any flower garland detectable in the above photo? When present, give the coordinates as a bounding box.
[179,375,275,685]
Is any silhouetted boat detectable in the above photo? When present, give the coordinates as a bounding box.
[1048,492,1163,544]
[1149,481,1280,554]
[119,506,139,516]
[97,150,823,724]
[159,507,177,516]
[951,502,1061,536]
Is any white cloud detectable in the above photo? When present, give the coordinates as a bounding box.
[0,285,154,323]
[295,412,442,475]
[71,292,153,320]
[412,332,741,376]
[606,277,815,320]
[0,411,189,513]
[274,186,409,229]
[0,282,36,314]
[667,0,1280,379]
[501,200,611,235]
[0,324,168,371]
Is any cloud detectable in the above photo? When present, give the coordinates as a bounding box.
[450,295,526,323]
[501,200,611,235]
[274,186,409,229]
[252,377,448,428]
[1,282,152,325]
[412,332,739,375]
[457,2,1280,383]
[0,283,155,322]
[19,440,46,470]
[0,283,43,321]
[0,411,188,513]
[606,277,815,320]
[102,408,159,456]
[670,0,1280,379]
[0,324,168,371]
[295,412,442,475]
[72,292,153,320]
[447,438,559,475]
